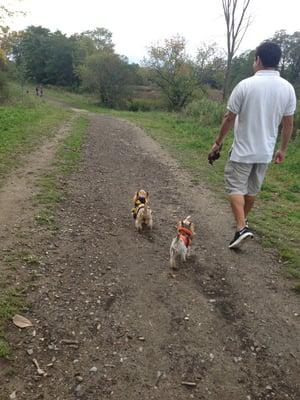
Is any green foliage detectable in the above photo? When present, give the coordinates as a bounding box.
[271,30,300,92]
[0,71,9,103]
[127,98,167,112]
[184,97,225,126]
[79,28,114,52]
[195,43,226,89]
[80,52,135,107]
[229,50,254,90]
[145,35,198,110]
[13,26,75,85]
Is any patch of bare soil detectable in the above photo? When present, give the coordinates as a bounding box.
[0,113,299,400]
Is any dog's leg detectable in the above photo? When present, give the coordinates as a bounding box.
[170,250,176,269]
[186,246,191,259]
[181,246,188,262]
[135,213,143,232]
[170,239,177,269]
[148,213,153,230]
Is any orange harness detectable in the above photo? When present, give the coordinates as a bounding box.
[178,227,193,247]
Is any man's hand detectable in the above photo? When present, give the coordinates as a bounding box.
[274,115,294,164]
[208,142,222,165]
[274,149,285,164]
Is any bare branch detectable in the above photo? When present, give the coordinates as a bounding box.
[221,0,252,99]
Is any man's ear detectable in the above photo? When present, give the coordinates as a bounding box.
[256,56,263,67]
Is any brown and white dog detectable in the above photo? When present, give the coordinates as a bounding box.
[131,190,153,232]
[170,216,195,269]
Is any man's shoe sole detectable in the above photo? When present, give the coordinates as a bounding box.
[228,232,254,249]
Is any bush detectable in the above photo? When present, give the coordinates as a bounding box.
[293,101,300,139]
[127,98,167,112]
[0,73,9,104]
[184,97,225,126]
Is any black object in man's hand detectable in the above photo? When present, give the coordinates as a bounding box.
[208,143,222,165]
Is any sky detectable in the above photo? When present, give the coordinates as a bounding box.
[5,0,300,63]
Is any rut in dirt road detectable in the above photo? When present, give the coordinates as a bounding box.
[1,112,299,400]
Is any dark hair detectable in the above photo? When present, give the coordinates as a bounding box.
[255,41,282,68]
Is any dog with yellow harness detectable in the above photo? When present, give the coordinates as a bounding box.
[131,189,153,232]
[170,216,195,269]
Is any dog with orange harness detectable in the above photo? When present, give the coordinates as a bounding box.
[170,216,195,269]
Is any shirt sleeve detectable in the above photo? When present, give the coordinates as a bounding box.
[227,82,244,114]
[283,86,297,116]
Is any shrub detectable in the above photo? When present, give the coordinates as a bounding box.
[127,98,167,112]
[184,97,225,126]
[292,101,300,139]
[0,73,9,104]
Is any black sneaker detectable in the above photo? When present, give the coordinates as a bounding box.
[228,227,253,249]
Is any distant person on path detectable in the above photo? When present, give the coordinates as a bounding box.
[35,86,39,96]
[39,85,43,96]
[208,41,297,249]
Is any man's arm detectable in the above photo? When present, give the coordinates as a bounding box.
[209,110,237,154]
[274,115,294,164]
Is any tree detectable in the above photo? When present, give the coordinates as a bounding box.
[144,35,197,110]
[222,0,252,99]
[229,49,254,90]
[14,26,52,82]
[12,26,76,86]
[45,30,75,85]
[271,30,300,94]
[80,28,114,52]
[80,52,134,107]
[0,47,8,102]
[195,43,226,89]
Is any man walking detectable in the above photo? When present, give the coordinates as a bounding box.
[209,41,297,249]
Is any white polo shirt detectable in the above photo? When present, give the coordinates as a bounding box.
[227,70,297,163]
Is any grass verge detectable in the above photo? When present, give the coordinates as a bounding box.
[0,114,89,358]
[0,95,71,186]
[35,114,89,230]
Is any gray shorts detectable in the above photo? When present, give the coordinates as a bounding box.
[224,160,268,195]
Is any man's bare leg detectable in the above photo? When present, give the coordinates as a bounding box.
[244,194,256,218]
[229,194,246,231]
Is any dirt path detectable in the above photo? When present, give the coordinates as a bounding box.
[0,111,299,400]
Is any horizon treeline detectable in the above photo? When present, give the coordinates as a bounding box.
[0,25,299,108]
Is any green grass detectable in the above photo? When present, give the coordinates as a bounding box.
[35,114,89,230]
[0,289,24,357]
[43,87,300,284]
[0,95,71,185]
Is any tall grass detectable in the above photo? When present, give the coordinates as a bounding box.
[184,97,225,126]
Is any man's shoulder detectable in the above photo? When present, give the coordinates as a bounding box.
[277,76,295,90]
[234,76,255,89]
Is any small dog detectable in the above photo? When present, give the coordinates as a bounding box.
[170,216,195,269]
[131,190,153,232]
